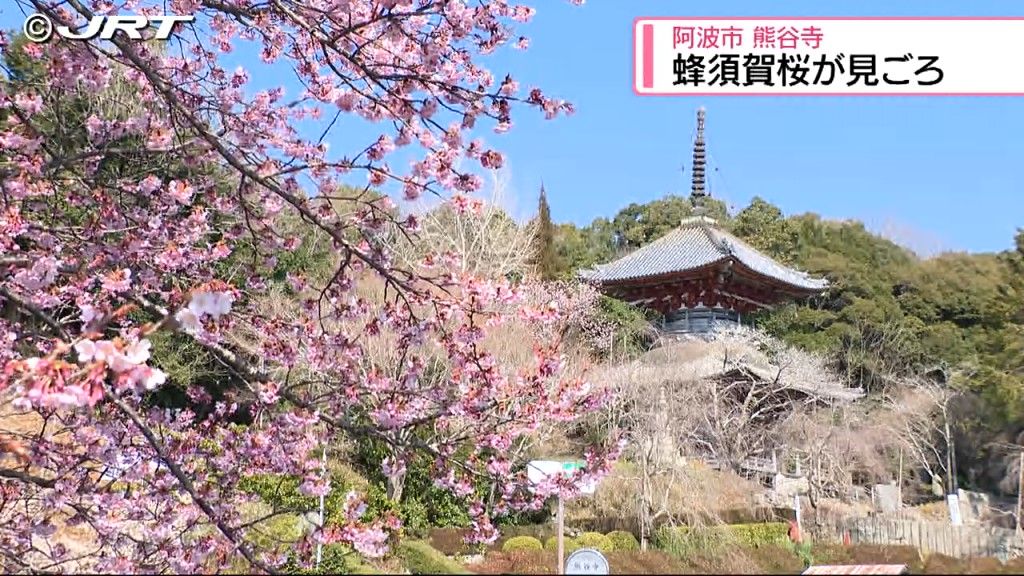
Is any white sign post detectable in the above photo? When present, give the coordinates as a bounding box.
[527,460,598,575]
[794,460,803,542]
[947,493,963,526]
[565,548,610,575]
[557,494,565,574]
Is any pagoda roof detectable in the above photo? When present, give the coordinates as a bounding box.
[579,216,828,292]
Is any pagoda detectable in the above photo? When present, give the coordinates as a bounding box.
[580,108,828,333]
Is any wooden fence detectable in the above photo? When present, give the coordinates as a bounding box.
[809,515,1023,562]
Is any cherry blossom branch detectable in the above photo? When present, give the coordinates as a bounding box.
[0,286,70,340]
[130,294,472,479]
[3,0,599,561]
[104,391,277,574]
[31,1,418,303]
[0,467,55,489]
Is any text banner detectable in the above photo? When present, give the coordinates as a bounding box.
[633,18,1024,96]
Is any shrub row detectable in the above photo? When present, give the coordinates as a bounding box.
[504,531,640,554]
[654,522,790,556]
[397,540,472,575]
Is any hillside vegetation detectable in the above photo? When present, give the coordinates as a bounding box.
[550,194,1024,495]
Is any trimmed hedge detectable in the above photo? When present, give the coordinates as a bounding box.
[655,522,790,556]
[502,536,544,553]
[576,532,615,553]
[728,522,790,548]
[397,540,471,575]
[543,536,581,554]
[606,530,640,551]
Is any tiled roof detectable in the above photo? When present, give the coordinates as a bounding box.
[802,565,909,575]
[579,216,828,291]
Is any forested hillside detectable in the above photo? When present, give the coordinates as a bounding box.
[547,194,1024,494]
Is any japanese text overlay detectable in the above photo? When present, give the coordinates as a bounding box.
[634,18,1024,95]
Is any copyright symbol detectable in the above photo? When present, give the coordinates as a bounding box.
[23,13,53,43]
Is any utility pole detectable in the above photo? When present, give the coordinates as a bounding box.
[315,445,327,570]
[556,495,565,575]
[897,448,904,511]
[794,458,802,542]
[1016,452,1023,535]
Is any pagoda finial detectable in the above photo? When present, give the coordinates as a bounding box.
[690,107,707,211]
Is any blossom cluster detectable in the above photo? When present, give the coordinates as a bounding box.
[0,0,603,572]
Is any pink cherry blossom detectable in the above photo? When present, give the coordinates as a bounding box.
[139,174,163,193]
[0,0,607,572]
[168,179,195,204]
[100,268,132,293]
[174,307,202,334]
[85,114,106,140]
[188,290,234,318]
[78,303,99,325]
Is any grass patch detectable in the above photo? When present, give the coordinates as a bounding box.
[428,527,475,556]
[808,544,1024,575]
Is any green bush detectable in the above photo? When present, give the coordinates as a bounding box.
[606,530,640,551]
[728,522,790,548]
[373,486,428,538]
[543,536,581,554]
[354,438,471,532]
[238,468,369,530]
[591,296,658,359]
[397,540,471,575]
[655,522,791,557]
[495,506,551,527]
[316,544,366,574]
[285,543,373,574]
[576,532,615,553]
[655,525,722,557]
[502,536,544,552]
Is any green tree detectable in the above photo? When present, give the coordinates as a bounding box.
[730,196,799,263]
[554,221,615,275]
[610,195,693,248]
[548,194,731,277]
[532,184,562,280]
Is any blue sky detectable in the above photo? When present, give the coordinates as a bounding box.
[3,1,1023,254]
[480,1,1024,255]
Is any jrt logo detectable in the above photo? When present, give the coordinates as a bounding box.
[23,13,195,43]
